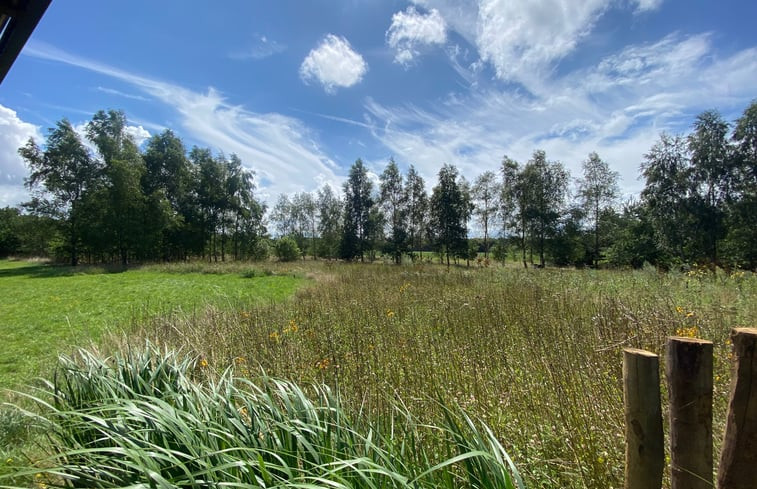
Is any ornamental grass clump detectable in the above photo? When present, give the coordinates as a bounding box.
[4,345,523,489]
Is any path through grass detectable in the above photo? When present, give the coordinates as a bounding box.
[0,260,304,389]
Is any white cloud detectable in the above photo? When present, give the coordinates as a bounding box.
[411,0,628,91]
[125,125,151,146]
[24,42,344,202]
[475,0,608,89]
[299,34,367,93]
[364,33,757,199]
[0,105,41,206]
[634,0,664,12]
[96,86,150,101]
[386,7,447,65]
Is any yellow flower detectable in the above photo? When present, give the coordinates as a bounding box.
[675,306,685,314]
[386,309,395,318]
[234,356,246,365]
[686,311,695,318]
[269,331,280,342]
[284,320,299,334]
[315,358,330,370]
[675,326,699,338]
[199,358,208,368]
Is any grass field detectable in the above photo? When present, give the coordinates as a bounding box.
[1,259,754,488]
[128,262,755,488]
[0,259,304,390]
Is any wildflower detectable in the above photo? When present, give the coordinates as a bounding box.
[315,358,331,370]
[386,309,395,318]
[675,326,699,338]
[269,331,280,342]
[675,306,685,314]
[686,311,695,318]
[199,358,208,368]
[284,319,299,334]
[240,311,251,320]
[234,356,246,365]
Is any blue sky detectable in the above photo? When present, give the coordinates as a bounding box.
[1,0,756,207]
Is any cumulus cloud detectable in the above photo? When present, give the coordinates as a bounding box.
[386,7,447,65]
[125,125,151,146]
[299,34,367,93]
[0,105,41,205]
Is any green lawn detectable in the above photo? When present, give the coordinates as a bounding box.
[0,260,304,389]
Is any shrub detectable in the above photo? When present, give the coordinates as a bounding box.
[275,236,301,262]
[249,238,271,261]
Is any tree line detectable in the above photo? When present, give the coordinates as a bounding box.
[1,102,755,269]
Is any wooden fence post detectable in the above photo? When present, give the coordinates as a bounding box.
[666,337,713,489]
[623,348,664,489]
[717,328,757,489]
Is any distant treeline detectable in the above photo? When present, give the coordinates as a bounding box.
[1,101,755,269]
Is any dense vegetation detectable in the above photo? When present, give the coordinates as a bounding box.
[2,260,753,488]
[2,346,523,489]
[2,102,755,269]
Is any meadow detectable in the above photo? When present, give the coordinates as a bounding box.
[0,259,304,389]
[1,259,754,488]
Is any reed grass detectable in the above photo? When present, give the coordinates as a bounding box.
[3,345,523,489]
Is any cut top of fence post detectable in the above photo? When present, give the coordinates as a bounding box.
[623,347,659,357]
[668,336,714,345]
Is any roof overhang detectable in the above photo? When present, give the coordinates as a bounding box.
[0,0,52,84]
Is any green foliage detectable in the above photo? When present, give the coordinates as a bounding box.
[0,207,22,257]
[275,236,301,262]
[490,240,509,263]
[248,238,271,261]
[380,158,410,264]
[4,346,523,489]
[341,159,377,261]
[430,164,472,267]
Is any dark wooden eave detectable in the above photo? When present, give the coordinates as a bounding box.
[0,0,52,85]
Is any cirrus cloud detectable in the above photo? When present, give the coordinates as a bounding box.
[299,34,367,94]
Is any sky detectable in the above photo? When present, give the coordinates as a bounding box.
[1,0,756,208]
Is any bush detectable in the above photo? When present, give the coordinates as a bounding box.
[275,236,301,262]
[249,238,271,261]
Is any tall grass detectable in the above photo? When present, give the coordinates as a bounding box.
[128,262,755,488]
[3,345,523,489]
